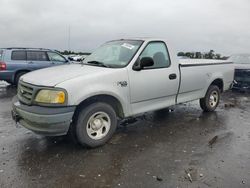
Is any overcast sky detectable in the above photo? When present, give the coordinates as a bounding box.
[0,0,249,55]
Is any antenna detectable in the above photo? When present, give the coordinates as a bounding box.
[68,25,71,52]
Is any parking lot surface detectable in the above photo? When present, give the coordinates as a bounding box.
[0,82,250,188]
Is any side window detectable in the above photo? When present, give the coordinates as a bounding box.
[139,42,170,69]
[27,51,48,61]
[47,52,66,63]
[11,51,27,61]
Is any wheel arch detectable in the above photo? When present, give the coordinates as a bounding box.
[12,69,30,83]
[210,78,224,92]
[72,94,125,122]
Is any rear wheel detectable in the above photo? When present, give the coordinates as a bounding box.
[74,102,118,148]
[200,85,220,112]
[14,71,28,86]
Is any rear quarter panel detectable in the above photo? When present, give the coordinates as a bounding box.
[2,50,29,82]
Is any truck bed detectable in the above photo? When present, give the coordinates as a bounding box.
[179,59,232,66]
[177,59,234,104]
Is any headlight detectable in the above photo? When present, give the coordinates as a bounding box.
[35,89,66,104]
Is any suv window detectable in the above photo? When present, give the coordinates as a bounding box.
[140,42,170,69]
[47,52,66,63]
[27,51,48,61]
[11,51,27,61]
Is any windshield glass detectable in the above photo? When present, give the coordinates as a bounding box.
[229,54,250,64]
[83,40,143,68]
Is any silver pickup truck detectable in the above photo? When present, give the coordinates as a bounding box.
[12,38,234,147]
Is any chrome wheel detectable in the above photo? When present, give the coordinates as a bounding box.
[209,91,219,107]
[86,112,111,140]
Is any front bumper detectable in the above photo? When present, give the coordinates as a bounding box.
[233,81,250,90]
[0,70,14,83]
[12,96,76,136]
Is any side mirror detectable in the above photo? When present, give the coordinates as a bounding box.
[141,57,154,68]
[133,57,154,71]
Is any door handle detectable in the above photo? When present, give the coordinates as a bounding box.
[28,61,33,64]
[169,73,177,80]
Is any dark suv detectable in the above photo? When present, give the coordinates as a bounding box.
[229,54,250,90]
[0,48,69,85]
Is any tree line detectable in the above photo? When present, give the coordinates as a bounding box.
[59,49,228,60]
[177,50,228,60]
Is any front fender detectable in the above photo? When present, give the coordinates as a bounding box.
[56,67,131,117]
[76,90,129,114]
[58,82,131,117]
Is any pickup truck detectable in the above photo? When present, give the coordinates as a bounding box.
[12,38,234,147]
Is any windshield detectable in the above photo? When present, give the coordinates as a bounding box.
[229,54,250,64]
[83,40,143,68]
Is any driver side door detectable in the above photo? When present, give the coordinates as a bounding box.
[128,41,179,115]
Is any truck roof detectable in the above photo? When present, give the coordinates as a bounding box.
[113,38,167,42]
[0,47,55,51]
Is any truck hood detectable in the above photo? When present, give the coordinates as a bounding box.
[21,64,115,87]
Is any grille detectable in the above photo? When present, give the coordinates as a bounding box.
[18,81,35,105]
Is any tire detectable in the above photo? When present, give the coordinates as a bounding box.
[200,85,220,112]
[14,71,28,86]
[74,102,118,148]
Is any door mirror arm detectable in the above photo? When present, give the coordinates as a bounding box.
[132,58,142,71]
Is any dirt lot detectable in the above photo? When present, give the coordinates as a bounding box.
[0,82,250,188]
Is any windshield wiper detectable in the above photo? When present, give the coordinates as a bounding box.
[86,61,110,68]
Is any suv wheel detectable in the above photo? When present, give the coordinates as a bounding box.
[74,102,118,148]
[14,71,28,86]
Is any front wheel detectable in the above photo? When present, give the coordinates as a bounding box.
[200,85,220,112]
[74,102,118,148]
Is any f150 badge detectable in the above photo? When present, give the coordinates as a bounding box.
[117,81,128,87]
